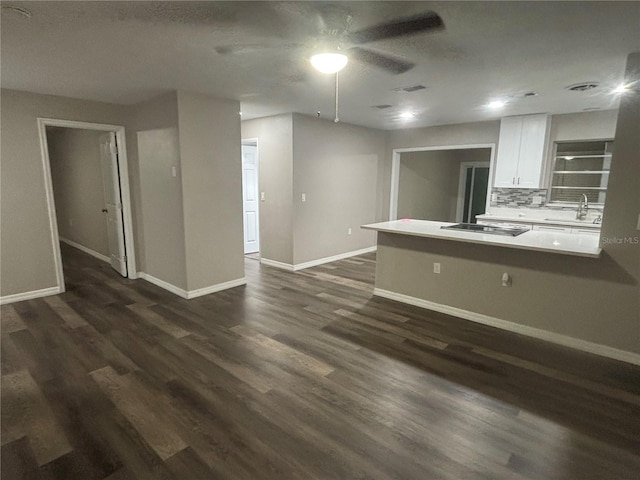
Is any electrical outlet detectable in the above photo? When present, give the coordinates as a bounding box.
[433,262,441,274]
[348,228,352,235]
[502,272,512,287]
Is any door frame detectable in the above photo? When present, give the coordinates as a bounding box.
[389,143,496,220]
[37,118,137,293]
[455,161,491,222]
[241,137,260,255]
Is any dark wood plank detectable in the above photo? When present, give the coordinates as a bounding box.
[2,244,639,479]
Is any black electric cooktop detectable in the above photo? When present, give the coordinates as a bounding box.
[441,223,529,236]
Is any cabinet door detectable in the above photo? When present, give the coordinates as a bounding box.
[516,114,548,188]
[493,116,522,188]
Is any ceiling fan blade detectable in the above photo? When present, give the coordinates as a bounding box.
[215,44,268,55]
[348,47,415,74]
[348,11,444,44]
[215,43,303,55]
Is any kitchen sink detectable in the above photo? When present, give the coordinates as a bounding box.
[441,223,529,236]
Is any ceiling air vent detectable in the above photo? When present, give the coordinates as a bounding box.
[372,104,393,109]
[566,82,600,92]
[393,84,427,93]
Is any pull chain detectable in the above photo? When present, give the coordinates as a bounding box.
[334,71,340,123]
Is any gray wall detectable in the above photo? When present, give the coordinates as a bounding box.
[242,114,385,266]
[136,92,187,289]
[47,127,110,257]
[374,53,640,356]
[397,149,491,222]
[292,114,384,265]
[177,91,244,290]
[0,89,136,297]
[385,121,501,220]
[241,114,294,265]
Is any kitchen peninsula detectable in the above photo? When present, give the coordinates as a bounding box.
[358,218,638,363]
[362,219,601,258]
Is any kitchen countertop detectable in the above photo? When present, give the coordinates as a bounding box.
[476,211,601,229]
[362,220,601,258]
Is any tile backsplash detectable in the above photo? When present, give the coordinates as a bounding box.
[489,188,591,211]
[490,188,548,208]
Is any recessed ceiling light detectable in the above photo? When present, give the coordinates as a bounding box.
[487,100,507,109]
[399,111,416,119]
[612,84,629,94]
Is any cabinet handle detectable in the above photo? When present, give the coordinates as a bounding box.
[512,177,516,185]
[517,177,520,185]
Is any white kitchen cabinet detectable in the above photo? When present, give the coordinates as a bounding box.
[494,114,550,188]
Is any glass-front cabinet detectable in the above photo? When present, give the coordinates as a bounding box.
[549,140,613,204]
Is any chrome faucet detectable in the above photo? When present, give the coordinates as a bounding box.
[576,193,589,220]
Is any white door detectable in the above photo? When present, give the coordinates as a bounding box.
[99,132,127,276]
[241,145,260,254]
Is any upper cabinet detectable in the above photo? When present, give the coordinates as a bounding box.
[494,114,550,188]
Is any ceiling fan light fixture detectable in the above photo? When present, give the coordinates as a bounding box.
[310,52,348,74]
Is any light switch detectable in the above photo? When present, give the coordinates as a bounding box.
[171,166,177,177]
[260,192,265,202]
[301,193,306,202]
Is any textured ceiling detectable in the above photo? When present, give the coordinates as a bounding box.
[2,1,639,129]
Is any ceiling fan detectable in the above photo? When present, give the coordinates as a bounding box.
[214,6,445,75]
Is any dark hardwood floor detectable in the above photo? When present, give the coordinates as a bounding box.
[2,243,640,479]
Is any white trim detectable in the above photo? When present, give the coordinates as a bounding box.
[186,278,247,299]
[138,273,246,299]
[292,246,377,271]
[389,143,496,221]
[456,161,491,222]
[373,288,640,366]
[138,273,188,298]
[0,286,62,305]
[260,258,295,271]
[261,246,377,272]
[37,121,66,294]
[59,237,110,263]
[37,118,138,290]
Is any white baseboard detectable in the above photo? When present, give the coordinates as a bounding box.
[261,246,377,272]
[138,272,246,299]
[259,258,294,271]
[186,278,246,299]
[60,237,110,263]
[0,286,62,305]
[373,288,640,366]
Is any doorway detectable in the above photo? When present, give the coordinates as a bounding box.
[38,118,136,293]
[241,139,260,256]
[456,162,490,223]
[390,144,495,221]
